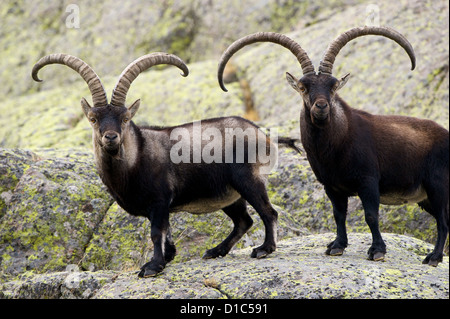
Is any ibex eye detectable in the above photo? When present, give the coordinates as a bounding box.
[90,118,97,124]
[123,118,129,124]
[333,82,340,91]
[299,87,306,93]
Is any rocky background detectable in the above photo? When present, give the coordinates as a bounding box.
[0,0,448,299]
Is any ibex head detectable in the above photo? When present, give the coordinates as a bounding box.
[32,52,188,155]
[80,99,140,156]
[218,27,416,127]
[285,72,350,126]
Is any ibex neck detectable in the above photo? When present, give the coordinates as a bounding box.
[329,96,349,139]
[300,96,350,154]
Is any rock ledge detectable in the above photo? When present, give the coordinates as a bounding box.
[2,233,448,299]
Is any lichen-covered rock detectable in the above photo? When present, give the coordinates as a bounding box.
[0,0,448,299]
[0,148,113,278]
[1,264,118,299]
[80,203,152,272]
[0,149,39,218]
[1,233,448,299]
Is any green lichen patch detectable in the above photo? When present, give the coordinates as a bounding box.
[0,149,38,218]
[81,203,152,272]
[0,148,113,279]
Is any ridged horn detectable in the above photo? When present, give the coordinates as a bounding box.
[318,26,416,75]
[218,32,315,92]
[110,52,189,107]
[31,53,108,107]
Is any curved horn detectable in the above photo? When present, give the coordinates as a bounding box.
[110,52,189,107]
[318,26,416,75]
[32,53,108,107]
[218,32,315,92]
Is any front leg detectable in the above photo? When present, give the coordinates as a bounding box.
[358,179,386,261]
[139,203,171,278]
[325,186,348,256]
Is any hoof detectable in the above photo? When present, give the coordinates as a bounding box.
[422,252,442,267]
[372,252,385,261]
[252,250,269,259]
[427,260,439,267]
[368,251,385,261]
[251,245,275,259]
[325,240,347,256]
[202,247,228,259]
[202,252,213,260]
[326,247,345,256]
[202,250,218,259]
[138,268,161,278]
[138,262,164,278]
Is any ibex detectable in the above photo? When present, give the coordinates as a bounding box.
[32,52,298,277]
[218,26,449,266]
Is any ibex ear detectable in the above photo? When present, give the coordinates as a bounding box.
[128,99,140,119]
[286,72,301,92]
[81,97,91,117]
[336,73,350,91]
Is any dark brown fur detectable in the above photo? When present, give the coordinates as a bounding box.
[82,98,297,277]
[288,72,449,266]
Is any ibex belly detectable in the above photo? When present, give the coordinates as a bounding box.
[380,185,427,205]
[171,189,241,214]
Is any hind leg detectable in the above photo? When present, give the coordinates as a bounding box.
[164,228,177,263]
[203,198,253,259]
[232,175,278,259]
[249,202,278,259]
[419,197,449,267]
